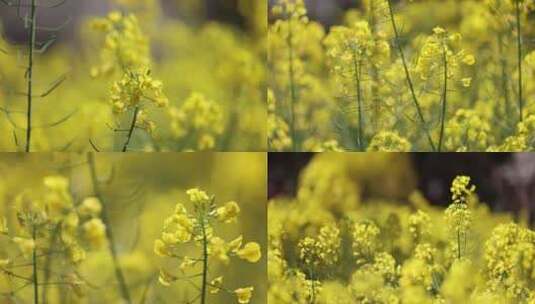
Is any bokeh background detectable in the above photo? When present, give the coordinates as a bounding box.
[2,0,264,42]
[0,152,267,303]
[269,153,535,225]
[268,0,535,26]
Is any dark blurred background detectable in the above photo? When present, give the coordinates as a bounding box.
[0,0,251,43]
[268,0,379,25]
[269,153,535,224]
[268,0,535,26]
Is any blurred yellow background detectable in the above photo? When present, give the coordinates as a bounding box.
[0,152,266,303]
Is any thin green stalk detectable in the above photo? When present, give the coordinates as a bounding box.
[41,225,60,304]
[310,280,315,304]
[309,269,316,304]
[386,0,436,151]
[121,106,140,152]
[497,33,511,125]
[25,0,37,152]
[457,230,461,259]
[87,153,132,304]
[515,0,523,122]
[287,18,298,151]
[368,0,381,131]
[438,44,448,152]
[32,225,38,304]
[351,49,364,151]
[200,216,208,304]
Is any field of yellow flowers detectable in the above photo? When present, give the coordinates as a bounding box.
[269,153,535,303]
[0,153,266,303]
[268,0,535,151]
[5,1,535,303]
[0,0,266,152]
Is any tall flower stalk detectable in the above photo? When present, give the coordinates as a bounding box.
[445,176,475,260]
[89,13,167,152]
[287,18,298,151]
[199,202,209,304]
[154,188,261,304]
[87,153,132,303]
[352,49,364,150]
[386,0,436,151]
[324,20,385,150]
[438,43,449,152]
[0,0,72,151]
[497,33,512,126]
[270,0,310,151]
[515,0,523,122]
[413,27,474,152]
[25,0,37,152]
[31,224,38,304]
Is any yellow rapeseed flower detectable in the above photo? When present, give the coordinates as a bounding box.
[234,287,254,304]
[216,201,240,223]
[237,242,262,263]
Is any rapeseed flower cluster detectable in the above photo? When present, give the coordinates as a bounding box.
[90,12,150,77]
[154,188,262,303]
[0,175,106,301]
[269,154,535,303]
[168,94,224,150]
[269,0,535,151]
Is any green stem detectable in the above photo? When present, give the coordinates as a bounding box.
[368,4,381,132]
[200,217,208,304]
[457,230,461,259]
[41,225,60,304]
[497,33,511,127]
[87,153,132,304]
[515,0,523,122]
[310,279,315,304]
[25,0,37,152]
[287,17,298,151]
[351,49,364,151]
[438,43,448,152]
[386,0,436,151]
[309,267,317,304]
[121,106,139,152]
[32,225,38,304]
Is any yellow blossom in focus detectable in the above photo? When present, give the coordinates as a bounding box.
[237,242,262,263]
[216,201,240,223]
[235,287,253,304]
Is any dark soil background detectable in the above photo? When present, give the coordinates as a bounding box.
[269,153,535,225]
[0,0,250,44]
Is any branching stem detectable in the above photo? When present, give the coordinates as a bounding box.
[121,106,139,152]
[386,0,436,151]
